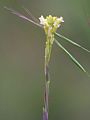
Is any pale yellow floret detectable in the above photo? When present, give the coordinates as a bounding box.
[39,15,64,36]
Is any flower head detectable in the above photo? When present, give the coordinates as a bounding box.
[39,15,64,36]
[39,15,46,25]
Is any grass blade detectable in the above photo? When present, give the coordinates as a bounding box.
[55,39,88,74]
[22,6,40,24]
[4,6,42,28]
[55,32,90,53]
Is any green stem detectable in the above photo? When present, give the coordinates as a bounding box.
[43,64,50,120]
[43,36,53,120]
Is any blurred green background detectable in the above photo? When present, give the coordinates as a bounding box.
[0,0,90,120]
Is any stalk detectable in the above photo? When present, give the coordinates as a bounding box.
[43,36,53,120]
[43,64,50,120]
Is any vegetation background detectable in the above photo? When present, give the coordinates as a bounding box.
[0,0,90,120]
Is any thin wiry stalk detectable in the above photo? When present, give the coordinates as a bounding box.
[43,64,50,120]
[43,35,53,120]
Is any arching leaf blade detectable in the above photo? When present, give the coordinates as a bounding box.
[4,6,42,28]
[55,39,89,75]
[55,32,90,53]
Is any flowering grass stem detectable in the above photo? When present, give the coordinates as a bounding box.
[4,6,90,120]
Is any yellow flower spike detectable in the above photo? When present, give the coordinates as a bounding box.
[39,15,64,37]
[39,15,64,66]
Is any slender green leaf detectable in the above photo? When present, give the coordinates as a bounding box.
[55,32,90,53]
[4,6,42,28]
[22,6,40,24]
[55,39,89,75]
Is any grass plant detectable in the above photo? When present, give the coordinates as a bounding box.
[4,6,90,120]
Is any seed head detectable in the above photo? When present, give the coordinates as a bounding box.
[39,15,64,36]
